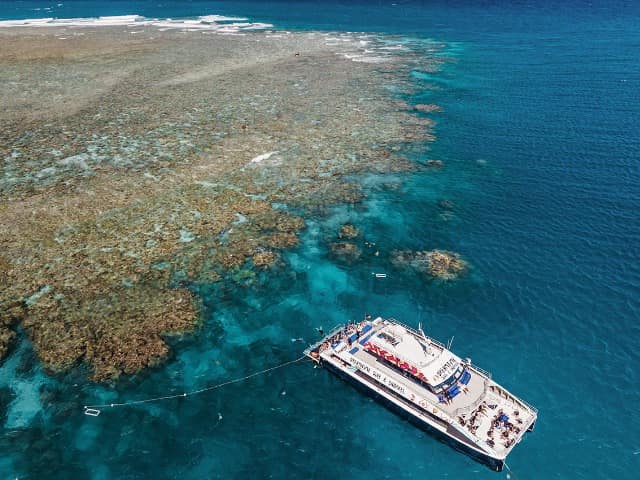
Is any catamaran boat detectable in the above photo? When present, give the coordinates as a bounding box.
[304,316,537,471]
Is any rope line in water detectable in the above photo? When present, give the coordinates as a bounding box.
[84,355,308,413]
[504,462,521,480]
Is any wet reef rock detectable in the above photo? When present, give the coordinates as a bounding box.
[0,324,16,360]
[0,27,445,379]
[338,224,360,240]
[414,103,443,113]
[437,199,455,210]
[391,249,468,280]
[329,242,362,263]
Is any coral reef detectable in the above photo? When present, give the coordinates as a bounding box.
[329,242,363,263]
[414,103,444,113]
[0,266,22,360]
[0,27,444,379]
[0,326,16,361]
[391,249,468,280]
[339,224,360,240]
[252,250,278,268]
[23,283,197,381]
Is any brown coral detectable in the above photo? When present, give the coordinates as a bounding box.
[329,242,362,263]
[339,224,360,240]
[391,249,468,280]
[0,26,444,379]
[414,103,443,113]
[252,250,278,268]
[22,282,197,381]
[0,326,16,361]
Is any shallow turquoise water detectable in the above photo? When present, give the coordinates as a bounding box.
[1,1,640,479]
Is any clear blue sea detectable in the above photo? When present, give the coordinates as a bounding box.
[1,1,639,479]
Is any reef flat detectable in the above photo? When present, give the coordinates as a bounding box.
[0,26,444,380]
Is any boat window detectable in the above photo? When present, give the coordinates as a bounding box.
[432,368,463,392]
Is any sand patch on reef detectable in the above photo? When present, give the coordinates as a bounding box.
[0,26,444,380]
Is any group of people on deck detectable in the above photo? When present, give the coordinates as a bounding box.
[457,403,524,449]
[458,402,489,434]
[318,322,367,352]
[486,408,523,448]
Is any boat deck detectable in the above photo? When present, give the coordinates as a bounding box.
[455,385,537,454]
[349,347,487,416]
[310,319,537,459]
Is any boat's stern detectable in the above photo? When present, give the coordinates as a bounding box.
[303,324,345,363]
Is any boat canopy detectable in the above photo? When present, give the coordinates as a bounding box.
[421,352,460,385]
[365,323,467,389]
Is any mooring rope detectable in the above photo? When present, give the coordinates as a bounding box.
[504,462,521,480]
[83,355,308,415]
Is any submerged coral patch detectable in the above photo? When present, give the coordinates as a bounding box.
[391,249,468,280]
[329,242,362,263]
[338,224,360,240]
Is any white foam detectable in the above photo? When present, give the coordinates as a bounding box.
[325,32,405,64]
[233,213,248,225]
[0,14,273,33]
[195,180,217,188]
[92,15,141,24]
[59,153,90,170]
[0,15,141,27]
[25,284,52,306]
[0,17,54,27]
[239,22,273,31]
[179,229,195,243]
[353,56,390,64]
[199,15,248,23]
[250,151,278,164]
[343,53,388,63]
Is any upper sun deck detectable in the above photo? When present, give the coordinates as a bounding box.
[359,319,468,393]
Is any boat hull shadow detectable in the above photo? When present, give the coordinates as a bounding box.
[322,358,504,472]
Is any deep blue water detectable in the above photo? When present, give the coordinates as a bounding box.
[1,1,639,479]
